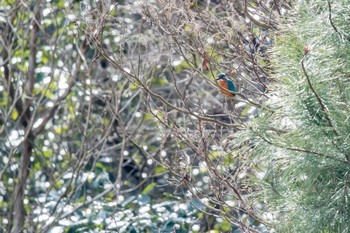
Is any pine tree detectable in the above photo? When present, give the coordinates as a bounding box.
[242,0,350,232]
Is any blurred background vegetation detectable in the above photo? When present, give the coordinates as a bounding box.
[0,0,349,232]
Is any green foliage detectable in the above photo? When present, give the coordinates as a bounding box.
[245,0,350,232]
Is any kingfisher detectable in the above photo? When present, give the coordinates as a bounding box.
[215,73,236,97]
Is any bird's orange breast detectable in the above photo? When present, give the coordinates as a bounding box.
[216,79,234,97]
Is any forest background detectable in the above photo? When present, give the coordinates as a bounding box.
[1,0,349,232]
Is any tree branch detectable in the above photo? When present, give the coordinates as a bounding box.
[32,40,88,136]
[301,56,339,136]
[326,0,344,39]
[244,0,272,30]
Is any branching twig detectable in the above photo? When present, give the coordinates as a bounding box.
[244,0,272,30]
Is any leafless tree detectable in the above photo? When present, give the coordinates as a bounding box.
[86,0,288,231]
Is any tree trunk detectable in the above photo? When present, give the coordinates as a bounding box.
[10,0,41,231]
[10,137,33,233]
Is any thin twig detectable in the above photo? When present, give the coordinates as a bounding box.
[301,56,339,136]
[326,0,343,39]
[255,128,347,164]
[244,0,272,30]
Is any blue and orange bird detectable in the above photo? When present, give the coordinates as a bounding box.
[215,73,235,97]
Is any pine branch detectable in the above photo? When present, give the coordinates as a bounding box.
[255,129,347,164]
[301,55,339,136]
[326,0,344,40]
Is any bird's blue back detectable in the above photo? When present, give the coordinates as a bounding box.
[226,78,235,92]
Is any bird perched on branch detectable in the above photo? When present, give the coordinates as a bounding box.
[215,73,236,97]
